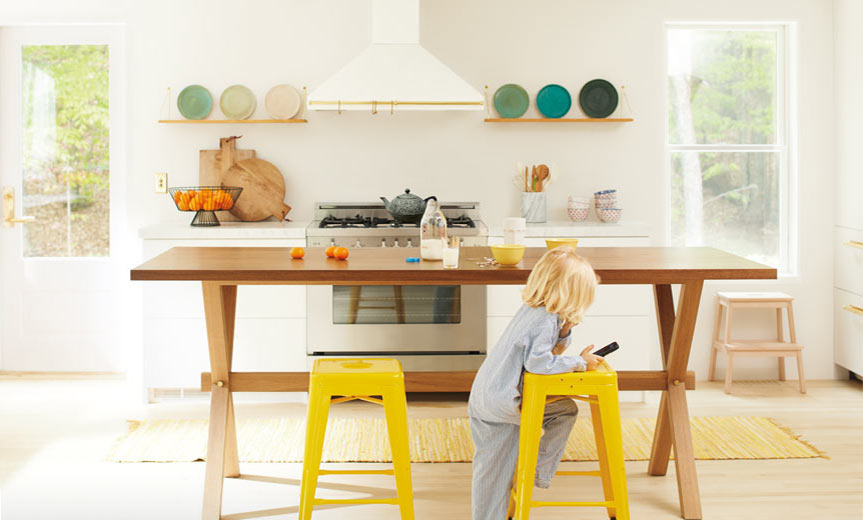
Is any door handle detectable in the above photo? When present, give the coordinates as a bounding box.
[843,304,863,316]
[844,240,863,249]
[2,186,37,228]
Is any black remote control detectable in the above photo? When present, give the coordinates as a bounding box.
[592,341,620,357]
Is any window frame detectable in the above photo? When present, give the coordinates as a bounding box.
[664,22,797,276]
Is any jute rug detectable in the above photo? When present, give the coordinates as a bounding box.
[108,416,825,463]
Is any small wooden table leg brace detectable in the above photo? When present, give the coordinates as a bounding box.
[648,282,704,520]
[201,282,240,520]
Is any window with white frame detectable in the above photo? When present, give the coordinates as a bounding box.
[666,24,794,274]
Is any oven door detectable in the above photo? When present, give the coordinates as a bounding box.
[307,284,486,354]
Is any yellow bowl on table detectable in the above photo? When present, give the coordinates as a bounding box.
[490,244,526,265]
[545,238,579,250]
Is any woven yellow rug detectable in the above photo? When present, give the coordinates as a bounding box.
[109,416,825,463]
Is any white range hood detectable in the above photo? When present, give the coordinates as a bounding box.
[308,0,484,111]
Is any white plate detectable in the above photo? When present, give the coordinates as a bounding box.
[264,84,301,119]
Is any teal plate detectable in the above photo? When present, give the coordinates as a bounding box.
[579,79,618,118]
[536,84,571,118]
[493,84,529,119]
[177,85,213,120]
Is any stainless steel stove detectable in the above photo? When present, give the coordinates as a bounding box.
[306,202,488,248]
[305,202,488,372]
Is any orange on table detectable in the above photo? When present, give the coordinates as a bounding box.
[325,246,337,258]
[334,247,349,260]
[290,247,305,259]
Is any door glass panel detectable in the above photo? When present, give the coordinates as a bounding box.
[332,285,462,324]
[21,44,109,257]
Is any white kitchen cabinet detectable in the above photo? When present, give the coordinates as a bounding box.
[835,0,863,231]
[834,289,863,377]
[487,223,654,401]
[834,0,863,377]
[141,234,307,391]
[835,228,863,298]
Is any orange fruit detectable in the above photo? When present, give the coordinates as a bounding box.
[325,246,337,258]
[290,247,305,259]
[334,247,349,260]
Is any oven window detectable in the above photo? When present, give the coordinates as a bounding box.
[332,285,461,324]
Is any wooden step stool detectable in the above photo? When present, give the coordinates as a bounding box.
[710,292,806,394]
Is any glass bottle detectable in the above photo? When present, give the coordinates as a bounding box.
[420,196,447,261]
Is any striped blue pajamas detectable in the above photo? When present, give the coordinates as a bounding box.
[468,304,587,520]
[470,398,578,520]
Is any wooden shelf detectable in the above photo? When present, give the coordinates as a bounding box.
[484,118,633,123]
[158,119,308,124]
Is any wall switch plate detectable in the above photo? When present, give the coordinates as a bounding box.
[155,172,168,194]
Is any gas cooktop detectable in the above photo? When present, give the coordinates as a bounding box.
[305,202,488,246]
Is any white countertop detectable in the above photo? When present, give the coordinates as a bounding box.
[488,220,650,237]
[139,221,309,240]
[140,220,649,240]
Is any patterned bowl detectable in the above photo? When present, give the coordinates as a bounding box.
[595,198,617,209]
[597,208,623,223]
[594,189,617,199]
[567,207,590,221]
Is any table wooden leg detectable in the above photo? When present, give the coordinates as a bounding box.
[648,281,704,520]
[201,283,238,520]
[648,284,675,477]
[203,385,229,520]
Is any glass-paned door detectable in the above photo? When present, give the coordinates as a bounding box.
[0,25,126,372]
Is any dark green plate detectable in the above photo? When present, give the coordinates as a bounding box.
[177,85,213,120]
[578,79,618,118]
[536,84,571,118]
[493,84,529,119]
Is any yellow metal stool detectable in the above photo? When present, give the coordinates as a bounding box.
[299,358,414,520]
[509,361,629,520]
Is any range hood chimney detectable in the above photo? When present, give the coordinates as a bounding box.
[308,0,484,111]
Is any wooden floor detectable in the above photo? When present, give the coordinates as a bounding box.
[0,376,860,519]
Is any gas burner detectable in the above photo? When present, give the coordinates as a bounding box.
[319,215,372,228]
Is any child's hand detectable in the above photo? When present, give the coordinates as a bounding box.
[579,345,604,371]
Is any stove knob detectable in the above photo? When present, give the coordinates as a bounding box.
[354,239,362,248]
[329,239,336,248]
[392,239,400,248]
[380,238,387,248]
[406,238,413,248]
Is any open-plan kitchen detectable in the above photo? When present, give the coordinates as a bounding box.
[0,1,861,519]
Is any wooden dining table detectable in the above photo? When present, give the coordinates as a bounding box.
[131,246,776,520]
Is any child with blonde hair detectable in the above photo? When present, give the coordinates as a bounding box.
[468,247,602,520]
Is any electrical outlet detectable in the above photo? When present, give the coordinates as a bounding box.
[155,172,168,194]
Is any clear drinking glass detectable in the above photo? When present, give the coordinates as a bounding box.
[442,237,460,269]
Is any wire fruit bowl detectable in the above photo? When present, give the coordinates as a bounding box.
[169,186,243,227]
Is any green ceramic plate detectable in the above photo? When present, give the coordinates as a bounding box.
[579,79,618,118]
[493,84,529,119]
[536,84,571,118]
[220,85,257,120]
[177,85,213,120]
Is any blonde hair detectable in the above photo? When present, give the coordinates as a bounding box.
[521,247,599,325]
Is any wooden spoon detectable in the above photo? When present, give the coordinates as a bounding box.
[535,164,550,192]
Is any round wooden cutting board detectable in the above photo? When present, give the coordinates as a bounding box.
[221,158,291,221]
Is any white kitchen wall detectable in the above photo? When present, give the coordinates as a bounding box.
[0,0,836,379]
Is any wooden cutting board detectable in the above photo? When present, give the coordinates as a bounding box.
[200,136,255,222]
[222,158,291,222]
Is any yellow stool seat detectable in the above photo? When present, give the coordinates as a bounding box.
[299,358,414,520]
[510,361,629,520]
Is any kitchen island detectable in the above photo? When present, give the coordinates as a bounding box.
[131,246,776,520]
